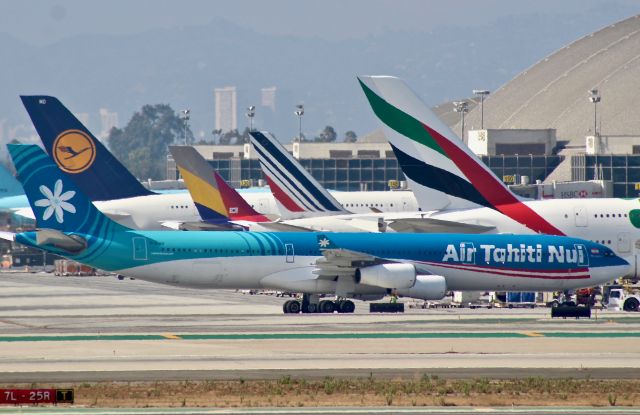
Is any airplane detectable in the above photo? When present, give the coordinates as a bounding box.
[358,75,640,278]
[1,143,628,313]
[165,145,274,231]
[250,131,504,233]
[0,164,31,223]
[172,144,493,234]
[0,164,22,198]
[15,95,418,229]
[249,130,423,218]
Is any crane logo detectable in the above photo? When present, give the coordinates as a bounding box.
[52,130,96,174]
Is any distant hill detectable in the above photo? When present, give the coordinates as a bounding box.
[0,7,635,151]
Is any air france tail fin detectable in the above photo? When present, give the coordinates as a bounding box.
[0,164,23,197]
[20,95,154,201]
[169,146,230,224]
[249,131,350,219]
[358,76,563,235]
[7,144,128,236]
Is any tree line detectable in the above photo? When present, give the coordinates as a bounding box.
[107,104,359,180]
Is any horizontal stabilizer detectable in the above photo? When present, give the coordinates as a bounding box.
[35,229,87,254]
[386,217,495,234]
[0,231,15,242]
[101,210,133,220]
[250,222,313,232]
[12,207,35,220]
[176,221,245,232]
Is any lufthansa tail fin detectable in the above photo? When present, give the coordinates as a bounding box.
[20,95,154,201]
[249,131,350,219]
[0,164,23,197]
[358,76,563,236]
[7,144,128,236]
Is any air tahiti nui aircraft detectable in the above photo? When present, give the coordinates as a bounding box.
[359,75,640,279]
[1,144,628,313]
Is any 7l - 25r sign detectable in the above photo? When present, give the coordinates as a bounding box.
[0,389,74,405]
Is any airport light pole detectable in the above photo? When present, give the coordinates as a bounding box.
[180,109,190,145]
[246,105,255,132]
[473,89,490,129]
[589,89,601,136]
[295,104,304,142]
[453,101,469,141]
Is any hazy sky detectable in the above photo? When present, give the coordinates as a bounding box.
[3,0,639,45]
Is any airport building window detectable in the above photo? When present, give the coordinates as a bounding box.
[171,154,563,193]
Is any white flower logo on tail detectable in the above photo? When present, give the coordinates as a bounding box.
[34,179,76,223]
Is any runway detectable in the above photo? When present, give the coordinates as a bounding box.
[2,272,640,383]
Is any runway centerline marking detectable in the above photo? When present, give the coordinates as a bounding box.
[520,331,544,337]
[0,331,640,342]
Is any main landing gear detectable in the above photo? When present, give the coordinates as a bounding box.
[283,294,355,314]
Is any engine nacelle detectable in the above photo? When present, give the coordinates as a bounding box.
[355,263,416,289]
[396,275,447,300]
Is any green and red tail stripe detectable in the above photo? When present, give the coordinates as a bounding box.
[359,76,564,236]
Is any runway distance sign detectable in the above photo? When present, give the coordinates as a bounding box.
[0,389,74,405]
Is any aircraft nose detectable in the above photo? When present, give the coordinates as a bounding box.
[591,257,631,285]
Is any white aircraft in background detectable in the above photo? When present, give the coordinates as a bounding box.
[171,144,492,234]
[359,75,640,278]
[18,95,419,230]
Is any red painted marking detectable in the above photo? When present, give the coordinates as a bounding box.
[419,261,590,280]
[423,124,565,236]
[213,171,269,222]
[264,175,305,213]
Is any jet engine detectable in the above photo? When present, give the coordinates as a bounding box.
[355,263,416,289]
[396,275,447,300]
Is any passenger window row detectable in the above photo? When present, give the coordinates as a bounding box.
[593,213,627,218]
[342,203,394,208]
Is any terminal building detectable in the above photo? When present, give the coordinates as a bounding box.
[167,129,565,194]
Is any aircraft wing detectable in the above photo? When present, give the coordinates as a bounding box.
[313,235,392,278]
[386,217,495,234]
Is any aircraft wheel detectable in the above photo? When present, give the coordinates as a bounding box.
[338,300,355,313]
[623,297,639,312]
[283,300,302,314]
[306,303,318,313]
[288,300,302,314]
[283,300,293,313]
[319,300,335,314]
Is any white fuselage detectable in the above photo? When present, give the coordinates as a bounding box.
[117,254,625,293]
[16,190,420,230]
